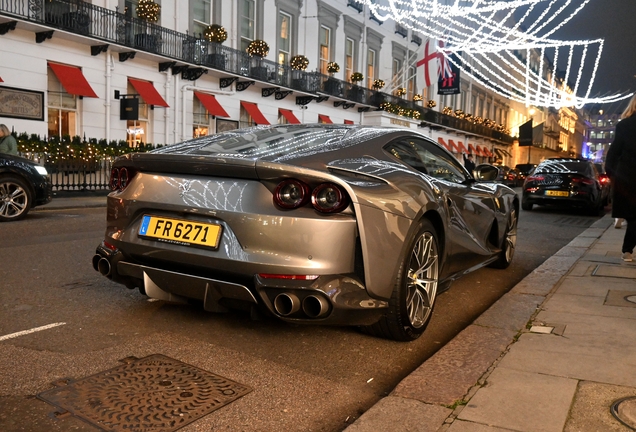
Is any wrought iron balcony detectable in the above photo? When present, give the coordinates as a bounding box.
[395,23,407,38]
[411,34,422,46]
[347,0,364,13]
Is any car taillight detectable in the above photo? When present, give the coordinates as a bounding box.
[311,183,349,213]
[525,175,544,182]
[109,166,137,192]
[599,174,610,184]
[273,179,310,209]
[109,167,120,190]
[571,177,595,185]
[273,179,349,213]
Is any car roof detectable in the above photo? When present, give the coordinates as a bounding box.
[152,124,429,163]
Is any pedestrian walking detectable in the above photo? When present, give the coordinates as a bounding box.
[0,124,18,155]
[605,94,636,262]
[463,152,475,173]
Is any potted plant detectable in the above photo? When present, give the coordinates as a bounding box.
[348,72,364,103]
[247,40,270,81]
[204,24,227,69]
[134,0,161,53]
[290,55,309,91]
[371,79,386,105]
[324,62,341,95]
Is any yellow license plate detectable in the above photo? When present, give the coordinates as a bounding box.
[545,190,569,197]
[138,215,222,249]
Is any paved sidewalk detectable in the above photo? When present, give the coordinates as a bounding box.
[346,215,636,432]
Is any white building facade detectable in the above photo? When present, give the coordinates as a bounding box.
[1,0,536,166]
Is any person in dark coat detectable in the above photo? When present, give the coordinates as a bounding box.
[605,94,636,262]
[463,152,475,174]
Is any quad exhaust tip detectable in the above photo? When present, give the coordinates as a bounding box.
[273,293,301,316]
[93,254,112,277]
[302,294,330,318]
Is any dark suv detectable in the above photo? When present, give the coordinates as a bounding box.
[521,158,606,214]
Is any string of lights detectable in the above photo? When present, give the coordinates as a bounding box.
[358,0,632,107]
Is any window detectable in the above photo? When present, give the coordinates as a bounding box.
[47,68,77,139]
[240,105,254,129]
[193,97,211,138]
[278,11,291,66]
[367,48,376,88]
[385,138,468,183]
[345,37,354,82]
[319,25,331,75]
[407,67,416,99]
[126,82,149,147]
[240,0,255,51]
[193,0,211,36]
[124,0,139,18]
[392,58,401,86]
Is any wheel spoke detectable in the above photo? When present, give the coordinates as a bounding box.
[406,231,439,328]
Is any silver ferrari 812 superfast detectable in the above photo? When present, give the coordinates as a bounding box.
[93,125,518,341]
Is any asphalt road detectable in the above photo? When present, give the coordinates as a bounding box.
[0,198,606,431]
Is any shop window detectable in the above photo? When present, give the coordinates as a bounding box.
[126,82,148,147]
[47,68,77,138]
[193,97,211,137]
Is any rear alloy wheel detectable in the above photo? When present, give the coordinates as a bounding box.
[0,175,32,222]
[363,219,439,341]
[489,209,518,269]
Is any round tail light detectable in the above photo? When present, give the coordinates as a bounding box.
[311,183,348,213]
[109,167,120,190]
[274,179,310,209]
[119,167,130,189]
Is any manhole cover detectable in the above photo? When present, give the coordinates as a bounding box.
[611,396,636,430]
[37,354,252,432]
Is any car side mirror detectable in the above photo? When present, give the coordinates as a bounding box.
[474,165,501,182]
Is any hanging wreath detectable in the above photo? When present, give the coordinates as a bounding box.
[204,24,227,43]
[327,62,340,74]
[396,87,407,96]
[372,79,385,90]
[413,94,423,101]
[427,100,437,108]
[136,0,160,23]
[290,55,309,71]
[350,72,364,83]
[247,40,269,58]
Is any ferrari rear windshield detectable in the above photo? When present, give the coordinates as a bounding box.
[153,125,390,161]
[535,161,590,175]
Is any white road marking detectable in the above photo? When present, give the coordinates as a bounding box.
[0,322,66,342]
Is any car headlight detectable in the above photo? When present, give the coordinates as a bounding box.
[35,165,48,176]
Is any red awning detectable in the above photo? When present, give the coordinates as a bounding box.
[241,101,270,125]
[128,78,169,107]
[48,62,98,98]
[468,143,483,157]
[475,145,486,157]
[318,114,333,124]
[194,91,229,117]
[344,120,354,125]
[279,108,301,124]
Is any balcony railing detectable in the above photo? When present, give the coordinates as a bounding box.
[395,23,407,38]
[347,0,364,13]
[411,34,422,46]
[0,0,513,144]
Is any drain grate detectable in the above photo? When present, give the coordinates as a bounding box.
[37,354,252,432]
[611,396,636,430]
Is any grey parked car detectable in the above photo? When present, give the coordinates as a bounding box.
[94,125,518,341]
